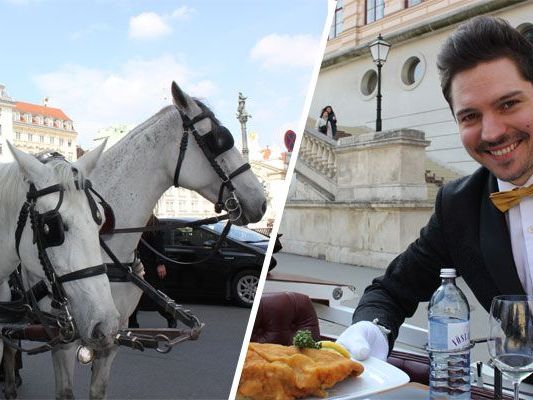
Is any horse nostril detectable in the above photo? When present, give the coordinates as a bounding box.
[261,201,267,214]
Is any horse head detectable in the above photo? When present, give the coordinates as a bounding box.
[169,82,267,226]
[7,142,120,349]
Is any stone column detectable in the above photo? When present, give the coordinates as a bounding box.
[236,92,251,162]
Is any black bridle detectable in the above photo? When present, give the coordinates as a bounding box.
[12,177,108,343]
[173,108,251,218]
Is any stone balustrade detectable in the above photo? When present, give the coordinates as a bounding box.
[298,128,337,179]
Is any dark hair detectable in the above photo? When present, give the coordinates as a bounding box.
[437,16,533,112]
[321,105,334,115]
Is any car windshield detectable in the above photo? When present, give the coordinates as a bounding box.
[205,222,269,243]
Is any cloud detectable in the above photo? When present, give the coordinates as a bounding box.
[250,33,321,69]
[33,55,217,147]
[129,12,171,40]
[129,7,194,40]
[170,6,194,19]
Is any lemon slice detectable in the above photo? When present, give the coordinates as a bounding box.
[318,341,351,358]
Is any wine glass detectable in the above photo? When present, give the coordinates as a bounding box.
[487,295,533,400]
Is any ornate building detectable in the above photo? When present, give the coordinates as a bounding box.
[0,84,77,162]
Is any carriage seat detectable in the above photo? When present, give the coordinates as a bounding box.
[251,291,320,344]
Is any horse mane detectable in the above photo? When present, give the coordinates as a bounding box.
[111,106,175,149]
[0,156,85,221]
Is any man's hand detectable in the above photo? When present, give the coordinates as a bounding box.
[156,264,167,279]
[336,321,389,361]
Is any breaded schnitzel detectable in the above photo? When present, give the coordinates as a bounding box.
[237,342,364,400]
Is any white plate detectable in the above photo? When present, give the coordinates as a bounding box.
[308,356,410,400]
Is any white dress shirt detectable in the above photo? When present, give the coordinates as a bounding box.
[497,174,533,295]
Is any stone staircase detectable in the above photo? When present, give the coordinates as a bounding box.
[424,157,463,201]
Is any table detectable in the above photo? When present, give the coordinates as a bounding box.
[362,382,512,399]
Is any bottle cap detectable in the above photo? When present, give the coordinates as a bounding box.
[440,268,456,278]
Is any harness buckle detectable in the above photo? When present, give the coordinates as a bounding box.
[225,192,241,213]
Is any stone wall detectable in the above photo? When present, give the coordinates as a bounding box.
[280,127,434,269]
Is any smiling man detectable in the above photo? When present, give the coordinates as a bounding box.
[336,16,533,363]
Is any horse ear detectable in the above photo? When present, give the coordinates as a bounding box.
[73,139,107,176]
[7,141,48,183]
[171,81,190,110]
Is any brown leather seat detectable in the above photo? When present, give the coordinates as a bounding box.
[251,291,320,345]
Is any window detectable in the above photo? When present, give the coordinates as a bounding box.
[170,227,217,247]
[329,0,343,39]
[0,124,2,136]
[361,69,378,96]
[59,138,64,146]
[50,136,55,144]
[406,0,422,6]
[39,135,44,143]
[0,144,2,154]
[15,132,21,140]
[68,140,72,147]
[165,200,175,212]
[28,134,33,142]
[403,58,421,84]
[400,55,426,89]
[367,0,384,24]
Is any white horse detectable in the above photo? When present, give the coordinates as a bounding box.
[14,82,266,399]
[0,143,120,397]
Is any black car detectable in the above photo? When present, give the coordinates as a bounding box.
[146,217,280,307]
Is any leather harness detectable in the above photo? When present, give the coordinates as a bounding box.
[3,104,252,354]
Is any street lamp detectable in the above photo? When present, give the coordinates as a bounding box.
[369,34,391,132]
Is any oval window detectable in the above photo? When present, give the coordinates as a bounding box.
[361,69,377,96]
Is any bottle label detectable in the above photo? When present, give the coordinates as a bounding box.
[429,320,469,350]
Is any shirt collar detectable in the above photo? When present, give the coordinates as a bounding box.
[497,174,533,191]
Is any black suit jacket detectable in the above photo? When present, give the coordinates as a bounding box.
[353,167,526,349]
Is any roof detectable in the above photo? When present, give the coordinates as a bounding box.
[15,101,71,121]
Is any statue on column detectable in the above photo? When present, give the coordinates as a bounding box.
[236,92,251,162]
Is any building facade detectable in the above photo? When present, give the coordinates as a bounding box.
[0,85,15,161]
[313,0,532,178]
[0,84,78,162]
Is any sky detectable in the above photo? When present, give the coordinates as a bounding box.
[1,0,329,152]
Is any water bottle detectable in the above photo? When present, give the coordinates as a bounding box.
[428,268,471,399]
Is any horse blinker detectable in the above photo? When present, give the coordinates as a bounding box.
[38,210,65,248]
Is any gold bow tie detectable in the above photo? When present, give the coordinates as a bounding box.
[490,185,533,212]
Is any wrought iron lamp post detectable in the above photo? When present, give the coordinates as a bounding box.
[369,34,391,132]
